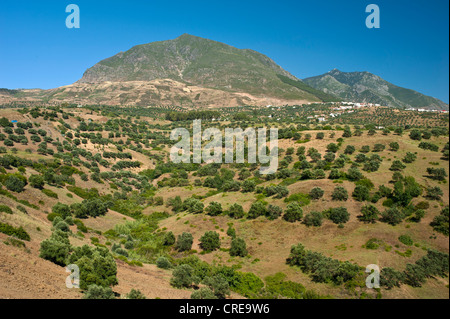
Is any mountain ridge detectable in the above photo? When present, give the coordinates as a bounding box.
[304,69,448,110]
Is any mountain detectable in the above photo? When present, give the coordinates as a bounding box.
[304,69,448,110]
[75,34,338,105]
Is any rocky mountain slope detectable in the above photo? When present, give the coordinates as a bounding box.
[304,69,448,110]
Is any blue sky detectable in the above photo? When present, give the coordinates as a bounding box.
[0,0,448,102]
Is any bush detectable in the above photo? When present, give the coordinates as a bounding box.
[283,202,303,223]
[286,243,360,285]
[39,231,71,266]
[398,235,413,246]
[230,238,248,257]
[331,186,348,201]
[0,204,13,214]
[126,289,146,299]
[183,198,204,214]
[0,222,31,241]
[426,168,447,181]
[266,204,283,220]
[309,187,324,200]
[228,203,245,219]
[409,129,422,141]
[346,168,363,181]
[206,202,223,216]
[247,201,267,219]
[42,189,58,199]
[352,185,370,202]
[16,205,27,214]
[54,221,70,233]
[430,206,449,236]
[68,245,118,290]
[202,275,230,299]
[176,232,194,252]
[156,256,172,269]
[402,152,417,164]
[226,226,236,238]
[5,175,26,193]
[390,160,406,171]
[163,231,176,246]
[191,287,217,299]
[344,145,355,154]
[426,186,443,200]
[83,285,115,299]
[381,207,404,226]
[115,248,128,257]
[241,180,256,193]
[29,174,45,189]
[303,212,323,227]
[380,268,405,289]
[284,193,311,206]
[389,142,400,151]
[358,205,379,223]
[170,264,199,288]
[326,207,350,224]
[199,231,221,252]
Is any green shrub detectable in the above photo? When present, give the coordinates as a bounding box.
[42,188,58,199]
[83,285,115,299]
[68,245,118,290]
[191,287,217,299]
[358,205,379,223]
[284,193,311,206]
[0,204,13,214]
[331,186,348,201]
[266,204,283,220]
[247,201,267,219]
[4,175,27,193]
[398,235,414,246]
[326,207,350,224]
[163,231,176,246]
[156,256,172,269]
[228,203,245,219]
[170,264,199,288]
[230,238,248,257]
[303,212,323,227]
[39,231,71,266]
[206,202,223,216]
[176,232,194,252]
[202,275,230,299]
[16,205,27,214]
[29,174,45,189]
[283,202,303,223]
[309,187,324,200]
[126,289,146,299]
[0,222,31,241]
[199,231,221,252]
[363,238,383,250]
[352,185,370,202]
[430,206,449,236]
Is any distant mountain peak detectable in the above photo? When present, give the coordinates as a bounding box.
[304,70,448,110]
[329,68,341,73]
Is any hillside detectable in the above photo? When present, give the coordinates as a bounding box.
[304,69,449,110]
[0,105,448,299]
